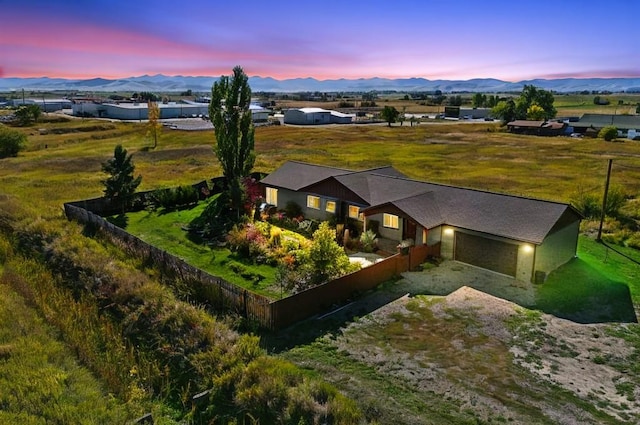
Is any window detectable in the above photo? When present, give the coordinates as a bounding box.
[307,195,320,209]
[383,213,399,229]
[348,205,361,220]
[326,201,336,213]
[265,187,278,206]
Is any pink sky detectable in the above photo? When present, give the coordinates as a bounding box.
[2,0,639,81]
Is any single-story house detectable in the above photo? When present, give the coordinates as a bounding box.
[260,161,582,283]
[284,108,354,125]
[507,120,568,136]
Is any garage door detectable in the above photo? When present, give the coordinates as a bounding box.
[454,232,517,276]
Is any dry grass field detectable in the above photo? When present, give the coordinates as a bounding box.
[2,110,640,423]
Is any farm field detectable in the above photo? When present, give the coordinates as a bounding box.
[1,114,640,423]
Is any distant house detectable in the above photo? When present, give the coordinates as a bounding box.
[284,107,354,125]
[507,120,568,136]
[261,161,582,283]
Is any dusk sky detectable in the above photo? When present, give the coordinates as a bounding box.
[2,0,639,82]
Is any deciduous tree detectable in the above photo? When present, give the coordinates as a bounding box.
[209,66,255,219]
[491,99,516,124]
[527,103,546,120]
[380,105,399,127]
[14,104,41,126]
[147,101,161,149]
[515,85,556,120]
[101,144,142,213]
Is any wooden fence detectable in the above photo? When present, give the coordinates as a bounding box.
[64,195,439,330]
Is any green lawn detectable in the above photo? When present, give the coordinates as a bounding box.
[110,197,282,299]
[535,235,640,323]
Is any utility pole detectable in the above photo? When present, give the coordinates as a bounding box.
[596,159,613,242]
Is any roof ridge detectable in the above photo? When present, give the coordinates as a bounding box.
[285,160,352,172]
[363,172,573,207]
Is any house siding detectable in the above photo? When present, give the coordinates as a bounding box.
[428,226,442,246]
[368,212,402,241]
[535,220,580,276]
[516,244,535,283]
[274,188,339,221]
[441,226,455,259]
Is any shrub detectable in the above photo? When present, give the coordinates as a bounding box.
[359,229,378,253]
[626,232,640,249]
[151,185,198,210]
[0,124,27,158]
[599,126,618,141]
[572,190,601,218]
[284,201,303,219]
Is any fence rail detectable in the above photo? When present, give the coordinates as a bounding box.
[64,195,436,330]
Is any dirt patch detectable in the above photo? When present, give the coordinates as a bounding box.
[328,286,640,424]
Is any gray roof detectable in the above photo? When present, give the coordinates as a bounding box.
[576,114,640,129]
[259,161,352,191]
[333,172,424,205]
[425,184,572,244]
[262,161,579,244]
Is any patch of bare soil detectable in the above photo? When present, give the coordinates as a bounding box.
[331,287,639,424]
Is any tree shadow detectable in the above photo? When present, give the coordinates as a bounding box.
[535,258,637,324]
[105,213,129,229]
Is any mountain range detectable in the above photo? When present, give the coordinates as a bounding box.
[1,74,639,93]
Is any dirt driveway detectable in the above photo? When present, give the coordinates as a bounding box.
[400,260,536,306]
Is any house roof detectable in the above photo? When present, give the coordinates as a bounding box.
[423,184,574,244]
[507,120,545,127]
[577,114,640,128]
[262,161,580,244]
[334,173,429,206]
[259,161,351,191]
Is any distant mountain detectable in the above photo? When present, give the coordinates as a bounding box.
[1,74,639,93]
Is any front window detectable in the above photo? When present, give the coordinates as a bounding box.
[383,213,399,229]
[265,187,278,206]
[307,195,320,209]
[326,201,336,213]
[349,205,362,220]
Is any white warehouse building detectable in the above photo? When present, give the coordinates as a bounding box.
[71,101,269,122]
[284,107,354,125]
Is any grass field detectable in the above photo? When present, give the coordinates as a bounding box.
[2,111,640,423]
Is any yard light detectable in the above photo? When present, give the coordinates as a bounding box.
[522,244,534,254]
[443,228,454,236]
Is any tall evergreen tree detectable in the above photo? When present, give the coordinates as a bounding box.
[101,144,142,213]
[209,66,255,219]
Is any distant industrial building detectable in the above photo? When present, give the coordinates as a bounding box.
[9,98,72,112]
[71,101,269,122]
[569,114,640,138]
[284,107,354,125]
[444,107,492,120]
